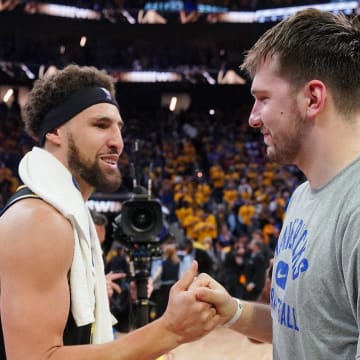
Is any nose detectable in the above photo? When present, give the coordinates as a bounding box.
[109,126,124,154]
[248,109,262,128]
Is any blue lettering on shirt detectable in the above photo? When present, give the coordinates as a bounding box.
[272,218,309,333]
[270,288,299,331]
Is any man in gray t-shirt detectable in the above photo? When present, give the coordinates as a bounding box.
[189,8,360,360]
[272,158,360,359]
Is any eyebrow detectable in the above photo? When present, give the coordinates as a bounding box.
[250,88,269,97]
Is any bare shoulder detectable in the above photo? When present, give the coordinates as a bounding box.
[0,199,77,358]
[0,198,74,276]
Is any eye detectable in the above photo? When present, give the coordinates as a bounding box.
[252,92,268,104]
[94,121,109,129]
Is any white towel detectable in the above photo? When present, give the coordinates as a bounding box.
[18,146,114,344]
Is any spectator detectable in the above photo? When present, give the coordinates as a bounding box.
[152,244,180,318]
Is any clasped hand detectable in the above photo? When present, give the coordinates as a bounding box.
[160,261,238,346]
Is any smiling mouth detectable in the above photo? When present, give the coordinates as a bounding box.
[263,133,272,145]
[100,155,119,168]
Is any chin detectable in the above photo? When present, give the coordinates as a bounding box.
[267,150,281,164]
[267,148,274,159]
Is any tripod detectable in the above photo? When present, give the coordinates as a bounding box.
[133,255,151,327]
[130,242,162,328]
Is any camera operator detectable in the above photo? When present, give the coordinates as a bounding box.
[152,243,180,318]
[90,210,126,299]
[105,241,134,333]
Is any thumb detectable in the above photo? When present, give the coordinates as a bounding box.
[172,260,198,291]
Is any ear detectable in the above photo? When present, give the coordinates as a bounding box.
[303,80,326,120]
[44,127,62,145]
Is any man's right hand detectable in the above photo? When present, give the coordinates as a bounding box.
[160,261,221,345]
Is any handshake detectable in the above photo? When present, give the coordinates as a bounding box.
[159,261,243,346]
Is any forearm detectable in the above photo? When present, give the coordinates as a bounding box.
[230,300,272,343]
[48,318,179,360]
[5,260,215,359]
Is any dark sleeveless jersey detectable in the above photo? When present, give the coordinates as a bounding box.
[161,259,180,285]
[0,186,92,358]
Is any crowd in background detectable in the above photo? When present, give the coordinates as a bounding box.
[0,36,244,75]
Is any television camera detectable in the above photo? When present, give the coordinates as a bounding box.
[112,140,165,328]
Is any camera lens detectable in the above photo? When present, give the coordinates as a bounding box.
[120,198,163,240]
[130,206,154,232]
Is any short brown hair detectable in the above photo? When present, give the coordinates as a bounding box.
[241,9,360,116]
[23,64,116,141]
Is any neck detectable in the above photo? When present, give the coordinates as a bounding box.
[72,176,95,201]
[296,112,360,189]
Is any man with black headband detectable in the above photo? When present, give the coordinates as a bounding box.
[0,64,228,359]
[37,86,119,146]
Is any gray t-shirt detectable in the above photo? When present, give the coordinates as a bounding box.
[272,157,360,359]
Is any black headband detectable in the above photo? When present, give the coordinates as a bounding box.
[38,86,119,145]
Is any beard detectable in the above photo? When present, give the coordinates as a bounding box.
[267,105,306,165]
[67,134,122,193]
